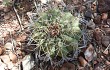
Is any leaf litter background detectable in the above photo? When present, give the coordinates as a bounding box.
[0,0,110,70]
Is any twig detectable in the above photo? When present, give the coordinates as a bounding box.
[26,12,36,27]
[104,44,110,53]
[13,6,24,31]
[33,0,38,13]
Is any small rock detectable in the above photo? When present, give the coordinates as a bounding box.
[91,2,97,12]
[0,47,3,55]
[93,61,97,65]
[78,56,88,67]
[94,64,104,70]
[9,52,17,63]
[16,50,22,55]
[93,15,101,24]
[102,25,109,28]
[12,66,19,70]
[0,5,5,10]
[87,20,95,29]
[7,62,14,69]
[79,6,86,13]
[101,13,108,20]
[0,59,7,70]
[60,62,75,70]
[1,55,10,64]
[84,44,95,62]
[106,61,110,65]
[101,36,110,47]
[4,15,11,20]
[4,42,13,50]
[16,34,27,42]
[0,0,2,3]
[22,55,35,70]
[16,50,23,59]
[107,19,110,25]
[102,28,110,34]
[4,6,11,13]
[16,42,21,47]
[93,28,103,41]
[40,0,48,4]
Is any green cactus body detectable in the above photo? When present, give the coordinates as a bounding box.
[32,8,81,58]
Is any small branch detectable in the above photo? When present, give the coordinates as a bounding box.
[13,6,24,31]
[104,44,110,53]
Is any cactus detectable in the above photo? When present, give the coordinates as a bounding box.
[32,8,81,59]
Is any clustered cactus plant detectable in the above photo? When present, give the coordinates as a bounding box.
[32,8,81,59]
